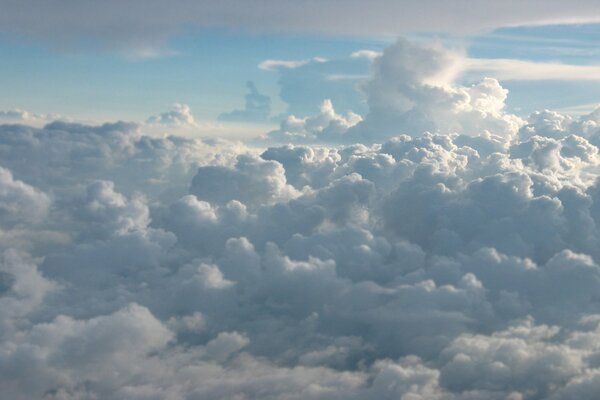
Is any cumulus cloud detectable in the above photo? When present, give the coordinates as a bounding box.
[269,38,524,144]
[4,36,600,399]
[268,99,362,143]
[146,103,199,127]
[0,166,50,227]
[0,108,61,126]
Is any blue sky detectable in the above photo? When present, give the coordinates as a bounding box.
[0,29,386,122]
[1,15,600,130]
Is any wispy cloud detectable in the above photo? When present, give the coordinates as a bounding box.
[463,57,600,81]
[258,57,327,71]
[350,50,382,60]
[324,74,370,81]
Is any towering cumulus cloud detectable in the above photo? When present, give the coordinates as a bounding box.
[269,38,523,144]
[3,38,600,399]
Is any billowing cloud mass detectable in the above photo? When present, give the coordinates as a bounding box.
[3,37,600,399]
[269,38,523,143]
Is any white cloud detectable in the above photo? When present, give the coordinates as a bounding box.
[272,38,524,143]
[351,49,383,61]
[463,57,600,81]
[3,36,600,399]
[268,99,362,142]
[146,103,199,127]
[0,108,61,126]
[258,57,327,71]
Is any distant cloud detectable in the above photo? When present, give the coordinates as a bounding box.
[262,55,370,118]
[463,57,600,81]
[258,57,327,71]
[0,109,60,125]
[218,82,271,123]
[324,73,370,81]
[3,1,600,51]
[0,109,34,121]
[350,49,382,60]
[268,99,362,142]
[146,103,199,127]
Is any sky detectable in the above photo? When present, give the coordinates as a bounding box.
[1,3,600,133]
[3,2,600,399]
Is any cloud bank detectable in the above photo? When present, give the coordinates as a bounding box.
[3,1,600,50]
[2,37,600,399]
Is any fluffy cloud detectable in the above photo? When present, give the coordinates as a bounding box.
[3,37,600,399]
[0,166,50,227]
[146,103,199,128]
[0,108,59,125]
[269,38,524,144]
[190,153,300,207]
[268,99,362,143]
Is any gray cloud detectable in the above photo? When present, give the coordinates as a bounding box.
[218,81,271,123]
[2,1,600,50]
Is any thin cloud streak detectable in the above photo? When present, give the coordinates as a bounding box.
[463,57,600,81]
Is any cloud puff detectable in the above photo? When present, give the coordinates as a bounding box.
[4,37,600,399]
[190,153,300,208]
[0,166,50,227]
[519,107,600,143]
[146,103,199,127]
[0,108,61,126]
[268,99,362,143]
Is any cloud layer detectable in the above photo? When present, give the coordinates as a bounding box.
[3,1,600,50]
[2,37,600,399]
